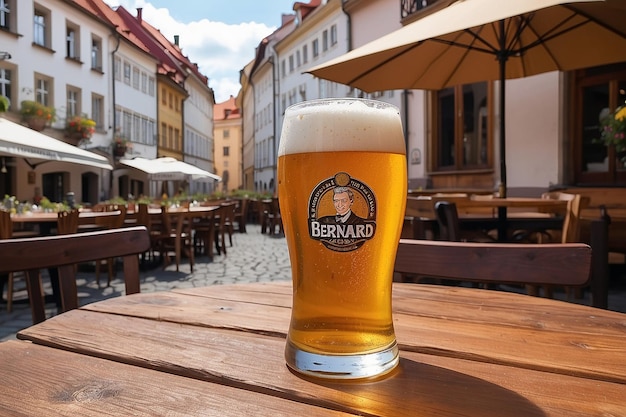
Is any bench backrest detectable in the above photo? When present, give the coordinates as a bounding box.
[0,226,151,324]
[395,238,592,287]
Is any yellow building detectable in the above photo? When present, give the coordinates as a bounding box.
[157,78,186,161]
[214,96,243,192]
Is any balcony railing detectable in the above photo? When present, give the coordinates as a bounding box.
[400,0,439,19]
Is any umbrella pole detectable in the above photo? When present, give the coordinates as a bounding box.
[496,19,508,242]
[498,19,507,199]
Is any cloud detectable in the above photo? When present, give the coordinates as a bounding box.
[104,1,276,102]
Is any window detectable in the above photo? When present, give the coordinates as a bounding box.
[296,50,301,67]
[160,122,167,147]
[223,129,230,139]
[330,24,337,46]
[289,55,294,73]
[34,73,52,106]
[132,67,140,89]
[281,60,286,78]
[572,63,626,185]
[432,82,490,171]
[312,39,319,58]
[161,87,167,104]
[91,36,102,71]
[66,22,80,60]
[0,67,13,108]
[141,72,147,93]
[0,0,16,32]
[123,62,131,85]
[114,56,121,81]
[223,146,230,157]
[148,77,155,96]
[91,94,104,130]
[302,44,308,64]
[66,86,80,117]
[33,6,51,48]
[322,30,328,52]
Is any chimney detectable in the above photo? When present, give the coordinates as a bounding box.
[136,8,142,22]
[174,35,179,46]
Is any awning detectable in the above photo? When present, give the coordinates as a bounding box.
[119,157,221,181]
[0,117,113,170]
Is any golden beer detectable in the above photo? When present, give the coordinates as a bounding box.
[278,98,407,379]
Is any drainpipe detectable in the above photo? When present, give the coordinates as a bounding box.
[402,89,411,188]
[109,29,121,199]
[272,54,278,195]
[341,0,352,51]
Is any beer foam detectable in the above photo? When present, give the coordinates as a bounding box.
[278,98,406,156]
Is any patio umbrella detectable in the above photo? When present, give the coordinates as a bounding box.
[119,157,221,182]
[0,118,113,170]
[308,0,626,196]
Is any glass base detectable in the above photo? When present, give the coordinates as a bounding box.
[285,339,399,380]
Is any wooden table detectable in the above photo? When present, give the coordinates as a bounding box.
[0,282,624,416]
[407,196,568,242]
[11,210,122,223]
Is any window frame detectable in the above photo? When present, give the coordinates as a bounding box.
[33,5,51,49]
[91,35,103,71]
[0,0,16,33]
[429,82,493,173]
[66,85,81,117]
[91,94,104,130]
[34,72,53,107]
[66,21,80,61]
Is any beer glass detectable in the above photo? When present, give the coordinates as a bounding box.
[278,98,407,380]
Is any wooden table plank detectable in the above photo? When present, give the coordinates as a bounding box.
[0,341,354,417]
[15,309,625,417]
[73,283,626,383]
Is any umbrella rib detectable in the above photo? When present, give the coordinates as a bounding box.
[346,44,421,86]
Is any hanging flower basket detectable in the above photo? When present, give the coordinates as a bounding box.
[25,116,48,132]
[112,135,132,157]
[20,100,55,131]
[65,115,96,141]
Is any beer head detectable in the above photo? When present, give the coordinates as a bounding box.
[278,98,406,156]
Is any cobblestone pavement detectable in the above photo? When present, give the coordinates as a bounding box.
[2,224,625,341]
[0,224,291,341]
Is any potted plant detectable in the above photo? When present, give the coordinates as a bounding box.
[0,96,9,113]
[598,103,626,167]
[112,135,132,157]
[66,114,96,142]
[20,100,55,131]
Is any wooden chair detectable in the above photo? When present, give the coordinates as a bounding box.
[0,210,32,312]
[154,207,195,272]
[56,209,79,235]
[262,198,283,236]
[0,226,150,324]
[233,198,249,233]
[435,201,496,242]
[94,207,127,287]
[214,202,238,255]
[394,239,592,291]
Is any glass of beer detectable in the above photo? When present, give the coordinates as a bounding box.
[278,98,407,380]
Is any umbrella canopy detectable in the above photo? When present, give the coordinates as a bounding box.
[308,0,626,195]
[0,117,113,170]
[119,157,221,182]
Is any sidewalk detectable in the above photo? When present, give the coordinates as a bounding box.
[2,224,625,341]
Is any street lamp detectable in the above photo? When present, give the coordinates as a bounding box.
[0,52,11,60]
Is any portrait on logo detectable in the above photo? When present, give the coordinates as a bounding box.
[307,172,377,252]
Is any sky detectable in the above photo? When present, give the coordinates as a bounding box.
[103,1,296,102]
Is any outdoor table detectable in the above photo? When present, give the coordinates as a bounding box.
[0,282,624,416]
[407,196,568,242]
